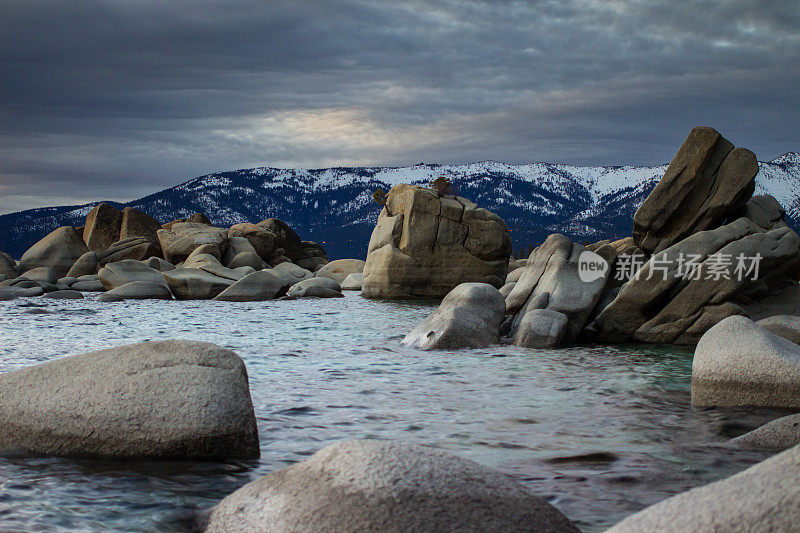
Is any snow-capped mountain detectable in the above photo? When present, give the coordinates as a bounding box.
[2,154,798,260]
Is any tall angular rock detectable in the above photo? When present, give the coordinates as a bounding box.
[119,207,162,254]
[256,218,302,261]
[83,202,123,252]
[633,126,757,254]
[362,184,511,299]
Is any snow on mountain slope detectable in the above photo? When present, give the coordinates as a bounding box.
[1,154,798,260]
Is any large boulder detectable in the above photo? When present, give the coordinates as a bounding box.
[97,281,173,302]
[0,252,17,279]
[162,268,235,300]
[119,207,161,253]
[316,259,365,284]
[269,262,314,286]
[294,241,328,272]
[0,340,259,459]
[97,237,157,265]
[18,226,89,278]
[341,272,363,291]
[504,234,610,344]
[66,251,99,277]
[692,316,800,408]
[20,267,58,284]
[730,413,800,450]
[83,202,123,252]
[228,223,276,260]
[606,443,800,533]
[362,185,511,299]
[206,439,577,533]
[156,222,228,264]
[213,270,288,302]
[256,218,302,261]
[756,315,800,345]
[596,206,800,344]
[223,236,260,265]
[403,283,505,350]
[98,260,165,290]
[632,126,757,254]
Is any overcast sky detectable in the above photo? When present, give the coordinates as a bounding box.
[1,0,798,213]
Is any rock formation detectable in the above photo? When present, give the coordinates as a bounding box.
[362,184,511,298]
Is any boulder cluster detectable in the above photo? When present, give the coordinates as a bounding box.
[0,204,370,302]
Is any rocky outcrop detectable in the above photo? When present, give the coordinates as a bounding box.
[119,207,162,253]
[403,283,505,350]
[730,413,800,450]
[206,439,577,533]
[18,226,89,278]
[504,234,610,346]
[294,241,328,271]
[213,270,288,301]
[83,203,123,252]
[0,252,17,279]
[316,258,365,284]
[0,340,259,460]
[633,126,757,254]
[97,281,173,302]
[606,443,800,532]
[362,184,511,299]
[156,222,228,264]
[596,207,800,344]
[692,316,800,408]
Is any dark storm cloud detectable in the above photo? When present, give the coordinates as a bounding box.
[1,0,798,212]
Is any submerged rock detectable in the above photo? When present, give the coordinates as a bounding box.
[607,443,800,532]
[43,290,84,300]
[362,184,511,299]
[692,316,800,408]
[206,439,577,533]
[730,413,800,450]
[285,277,343,298]
[0,340,259,460]
[403,282,505,350]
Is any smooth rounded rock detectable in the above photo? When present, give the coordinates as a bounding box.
[757,315,800,345]
[162,268,234,300]
[18,226,89,278]
[97,281,173,302]
[513,309,569,348]
[340,272,363,290]
[98,260,165,290]
[213,270,288,302]
[403,282,505,350]
[315,259,365,284]
[206,439,577,533]
[268,262,313,285]
[43,290,84,300]
[156,222,228,264]
[69,280,105,292]
[21,267,58,284]
[729,413,800,450]
[692,315,800,407]
[0,340,259,460]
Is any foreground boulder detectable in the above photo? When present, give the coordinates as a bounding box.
[632,126,757,254]
[730,413,800,450]
[18,226,89,278]
[316,259,365,284]
[403,283,505,350]
[692,316,800,407]
[607,443,800,532]
[0,340,259,459]
[206,439,577,533]
[505,234,611,344]
[83,202,123,252]
[156,222,228,264]
[362,184,511,298]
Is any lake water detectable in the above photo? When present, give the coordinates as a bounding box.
[0,293,784,531]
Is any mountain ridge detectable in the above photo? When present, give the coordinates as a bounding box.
[2,153,798,260]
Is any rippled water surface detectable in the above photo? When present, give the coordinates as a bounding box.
[0,294,785,531]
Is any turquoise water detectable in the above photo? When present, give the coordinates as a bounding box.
[0,293,783,531]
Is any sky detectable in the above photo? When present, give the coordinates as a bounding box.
[1,0,799,214]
